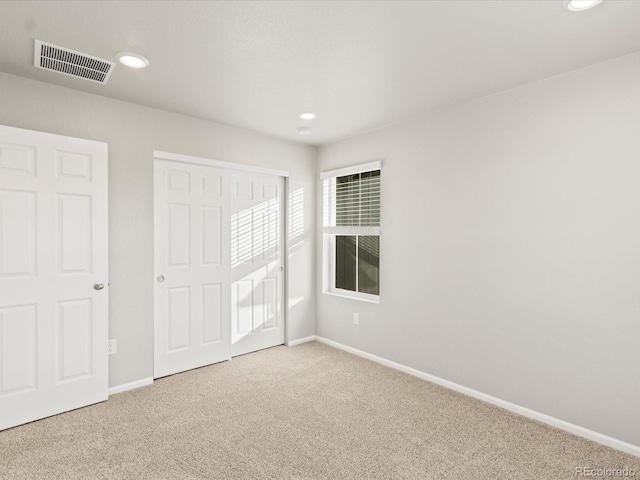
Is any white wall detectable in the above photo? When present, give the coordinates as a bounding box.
[316,52,640,447]
[0,72,316,389]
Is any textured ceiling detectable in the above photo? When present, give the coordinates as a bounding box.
[1,1,640,145]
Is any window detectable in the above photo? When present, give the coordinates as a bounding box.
[322,162,380,301]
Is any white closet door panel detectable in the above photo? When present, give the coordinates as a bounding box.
[231,172,284,357]
[166,286,191,351]
[233,279,254,335]
[202,207,222,266]
[0,125,108,431]
[262,277,278,331]
[201,283,222,344]
[154,160,231,378]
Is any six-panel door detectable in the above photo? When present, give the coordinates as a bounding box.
[230,171,285,357]
[0,125,108,431]
[154,160,233,378]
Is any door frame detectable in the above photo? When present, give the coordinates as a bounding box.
[152,150,291,368]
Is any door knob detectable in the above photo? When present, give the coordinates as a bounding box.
[94,282,105,291]
[157,275,165,283]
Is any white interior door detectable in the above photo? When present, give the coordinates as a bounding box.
[231,172,284,357]
[0,124,108,431]
[154,160,231,378]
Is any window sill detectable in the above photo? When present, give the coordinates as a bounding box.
[322,290,380,304]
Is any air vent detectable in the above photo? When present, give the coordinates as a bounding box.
[34,40,115,84]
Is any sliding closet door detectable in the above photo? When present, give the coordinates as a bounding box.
[230,172,285,357]
[154,160,231,378]
[154,158,285,378]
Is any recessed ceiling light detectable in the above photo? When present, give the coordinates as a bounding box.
[300,112,316,120]
[117,52,149,69]
[563,0,603,12]
[298,127,312,136]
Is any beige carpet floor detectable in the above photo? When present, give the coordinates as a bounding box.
[0,341,637,479]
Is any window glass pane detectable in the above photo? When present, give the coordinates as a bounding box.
[358,236,379,295]
[335,235,356,292]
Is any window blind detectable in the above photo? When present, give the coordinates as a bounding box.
[323,168,380,232]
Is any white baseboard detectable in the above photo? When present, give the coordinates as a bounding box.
[287,335,316,347]
[315,336,640,458]
[108,377,154,396]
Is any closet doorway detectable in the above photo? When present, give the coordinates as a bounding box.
[153,152,286,378]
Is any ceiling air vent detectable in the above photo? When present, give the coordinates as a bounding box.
[33,39,115,84]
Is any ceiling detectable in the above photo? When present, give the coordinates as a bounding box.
[1,1,640,146]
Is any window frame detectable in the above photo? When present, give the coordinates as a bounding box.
[321,161,381,304]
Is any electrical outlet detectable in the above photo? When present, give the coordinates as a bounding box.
[353,313,360,325]
[108,339,117,355]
